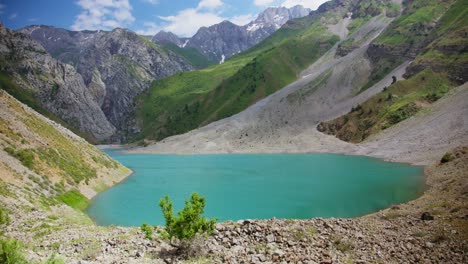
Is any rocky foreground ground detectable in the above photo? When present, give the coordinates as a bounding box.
[4,147,467,263]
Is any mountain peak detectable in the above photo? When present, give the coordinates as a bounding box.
[245,5,311,32]
[152,30,183,46]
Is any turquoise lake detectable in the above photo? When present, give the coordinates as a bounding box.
[86,151,424,226]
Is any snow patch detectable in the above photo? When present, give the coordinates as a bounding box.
[273,14,285,22]
[181,39,189,48]
[247,23,263,32]
[219,54,225,64]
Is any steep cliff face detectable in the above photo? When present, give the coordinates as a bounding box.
[0,25,115,141]
[21,26,193,141]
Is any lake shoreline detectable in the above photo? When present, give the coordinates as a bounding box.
[88,152,425,227]
[9,146,465,263]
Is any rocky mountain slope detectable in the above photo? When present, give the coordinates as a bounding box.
[0,24,115,141]
[135,0,401,142]
[319,0,467,142]
[132,0,467,165]
[152,5,311,63]
[19,25,193,142]
[1,0,466,263]
[0,88,131,262]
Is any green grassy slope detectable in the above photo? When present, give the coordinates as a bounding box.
[318,69,454,142]
[361,0,456,92]
[136,16,340,141]
[318,0,466,142]
[407,0,468,83]
[162,43,216,69]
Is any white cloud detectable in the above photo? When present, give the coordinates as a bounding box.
[254,0,276,6]
[158,8,224,37]
[71,0,135,31]
[142,0,159,4]
[197,0,224,10]
[281,0,327,10]
[8,12,17,19]
[137,0,231,37]
[135,21,160,35]
[230,14,256,26]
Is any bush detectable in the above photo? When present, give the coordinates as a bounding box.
[0,207,10,227]
[159,193,216,241]
[3,147,35,169]
[140,223,153,240]
[0,238,28,264]
[43,253,65,264]
[441,153,454,163]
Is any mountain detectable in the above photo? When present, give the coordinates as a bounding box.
[136,3,343,141]
[244,5,311,34]
[19,25,193,142]
[0,87,132,262]
[152,30,186,47]
[318,0,467,142]
[136,0,467,155]
[152,5,311,63]
[0,24,115,141]
[152,31,216,69]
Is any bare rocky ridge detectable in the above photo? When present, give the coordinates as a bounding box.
[0,24,115,141]
[20,25,193,142]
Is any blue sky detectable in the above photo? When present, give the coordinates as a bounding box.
[0,0,327,37]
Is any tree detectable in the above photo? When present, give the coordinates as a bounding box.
[159,193,216,241]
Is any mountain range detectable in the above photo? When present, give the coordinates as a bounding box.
[153,5,311,63]
[0,5,312,143]
[0,0,466,147]
[0,0,467,262]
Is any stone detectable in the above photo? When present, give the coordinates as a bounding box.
[258,254,266,262]
[421,212,434,221]
[266,234,275,243]
[273,249,285,257]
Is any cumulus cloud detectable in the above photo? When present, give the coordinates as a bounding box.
[137,0,231,37]
[230,14,256,26]
[71,0,135,31]
[9,12,17,19]
[253,0,277,6]
[135,21,160,35]
[142,0,159,4]
[281,0,327,10]
[197,0,224,10]
[158,8,224,37]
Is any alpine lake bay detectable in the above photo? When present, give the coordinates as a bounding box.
[87,150,424,226]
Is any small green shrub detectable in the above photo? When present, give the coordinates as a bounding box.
[440,153,454,163]
[0,207,10,227]
[159,193,216,241]
[332,235,354,252]
[43,253,65,264]
[140,223,153,240]
[58,190,90,211]
[0,238,29,264]
[3,147,35,169]
[387,103,420,125]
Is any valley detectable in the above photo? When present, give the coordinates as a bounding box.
[0,0,466,263]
